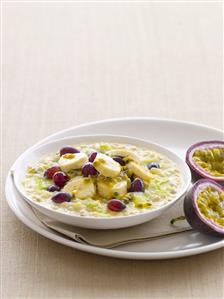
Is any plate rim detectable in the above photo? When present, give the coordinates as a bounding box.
[34,117,224,147]
[5,117,224,259]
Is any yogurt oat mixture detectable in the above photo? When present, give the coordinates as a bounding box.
[23,142,183,217]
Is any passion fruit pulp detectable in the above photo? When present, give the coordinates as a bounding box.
[186,141,224,185]
[184,179,224,237]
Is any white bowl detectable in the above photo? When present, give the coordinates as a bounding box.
[13,135,191,229]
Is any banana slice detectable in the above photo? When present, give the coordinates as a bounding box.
[108,149,141,163]
[63,176,95,199]
[128,162,152,182]
[97,179,127,198]
[93,153,121,177]
[58,153,88,172]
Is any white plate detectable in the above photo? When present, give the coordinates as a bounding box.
[5,118,224,259]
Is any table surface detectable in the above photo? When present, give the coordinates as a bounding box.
[2,2,223,299]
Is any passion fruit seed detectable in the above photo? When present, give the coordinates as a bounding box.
[186,141,224,185]
[196,186,224,227]
[193,147,224,177]
[134,202,152,209]
[51,192,72,203]
[107,199,126,212]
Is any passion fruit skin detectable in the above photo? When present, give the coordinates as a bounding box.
[184,179,224,237]
[186,140,224,186]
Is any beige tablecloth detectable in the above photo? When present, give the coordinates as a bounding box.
[2,2,223,299]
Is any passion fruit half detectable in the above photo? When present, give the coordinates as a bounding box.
[184,179,224,237]
[186,141,224,185]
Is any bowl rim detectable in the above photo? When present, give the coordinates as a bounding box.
[13,134,192,221]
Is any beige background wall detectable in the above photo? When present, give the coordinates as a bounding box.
[2,2,223,299]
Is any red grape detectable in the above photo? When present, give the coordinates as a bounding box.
[107,199,126,212]
[82,163,98,177]
[47,185,61,192]
[113,156,125,166]
[44,166,61,179]
[89,152,97,162]
[51,192,72,203]
[53,171,69,187]
[129,178,144,192]
[147,162,160,170]
[60,146,80,156]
